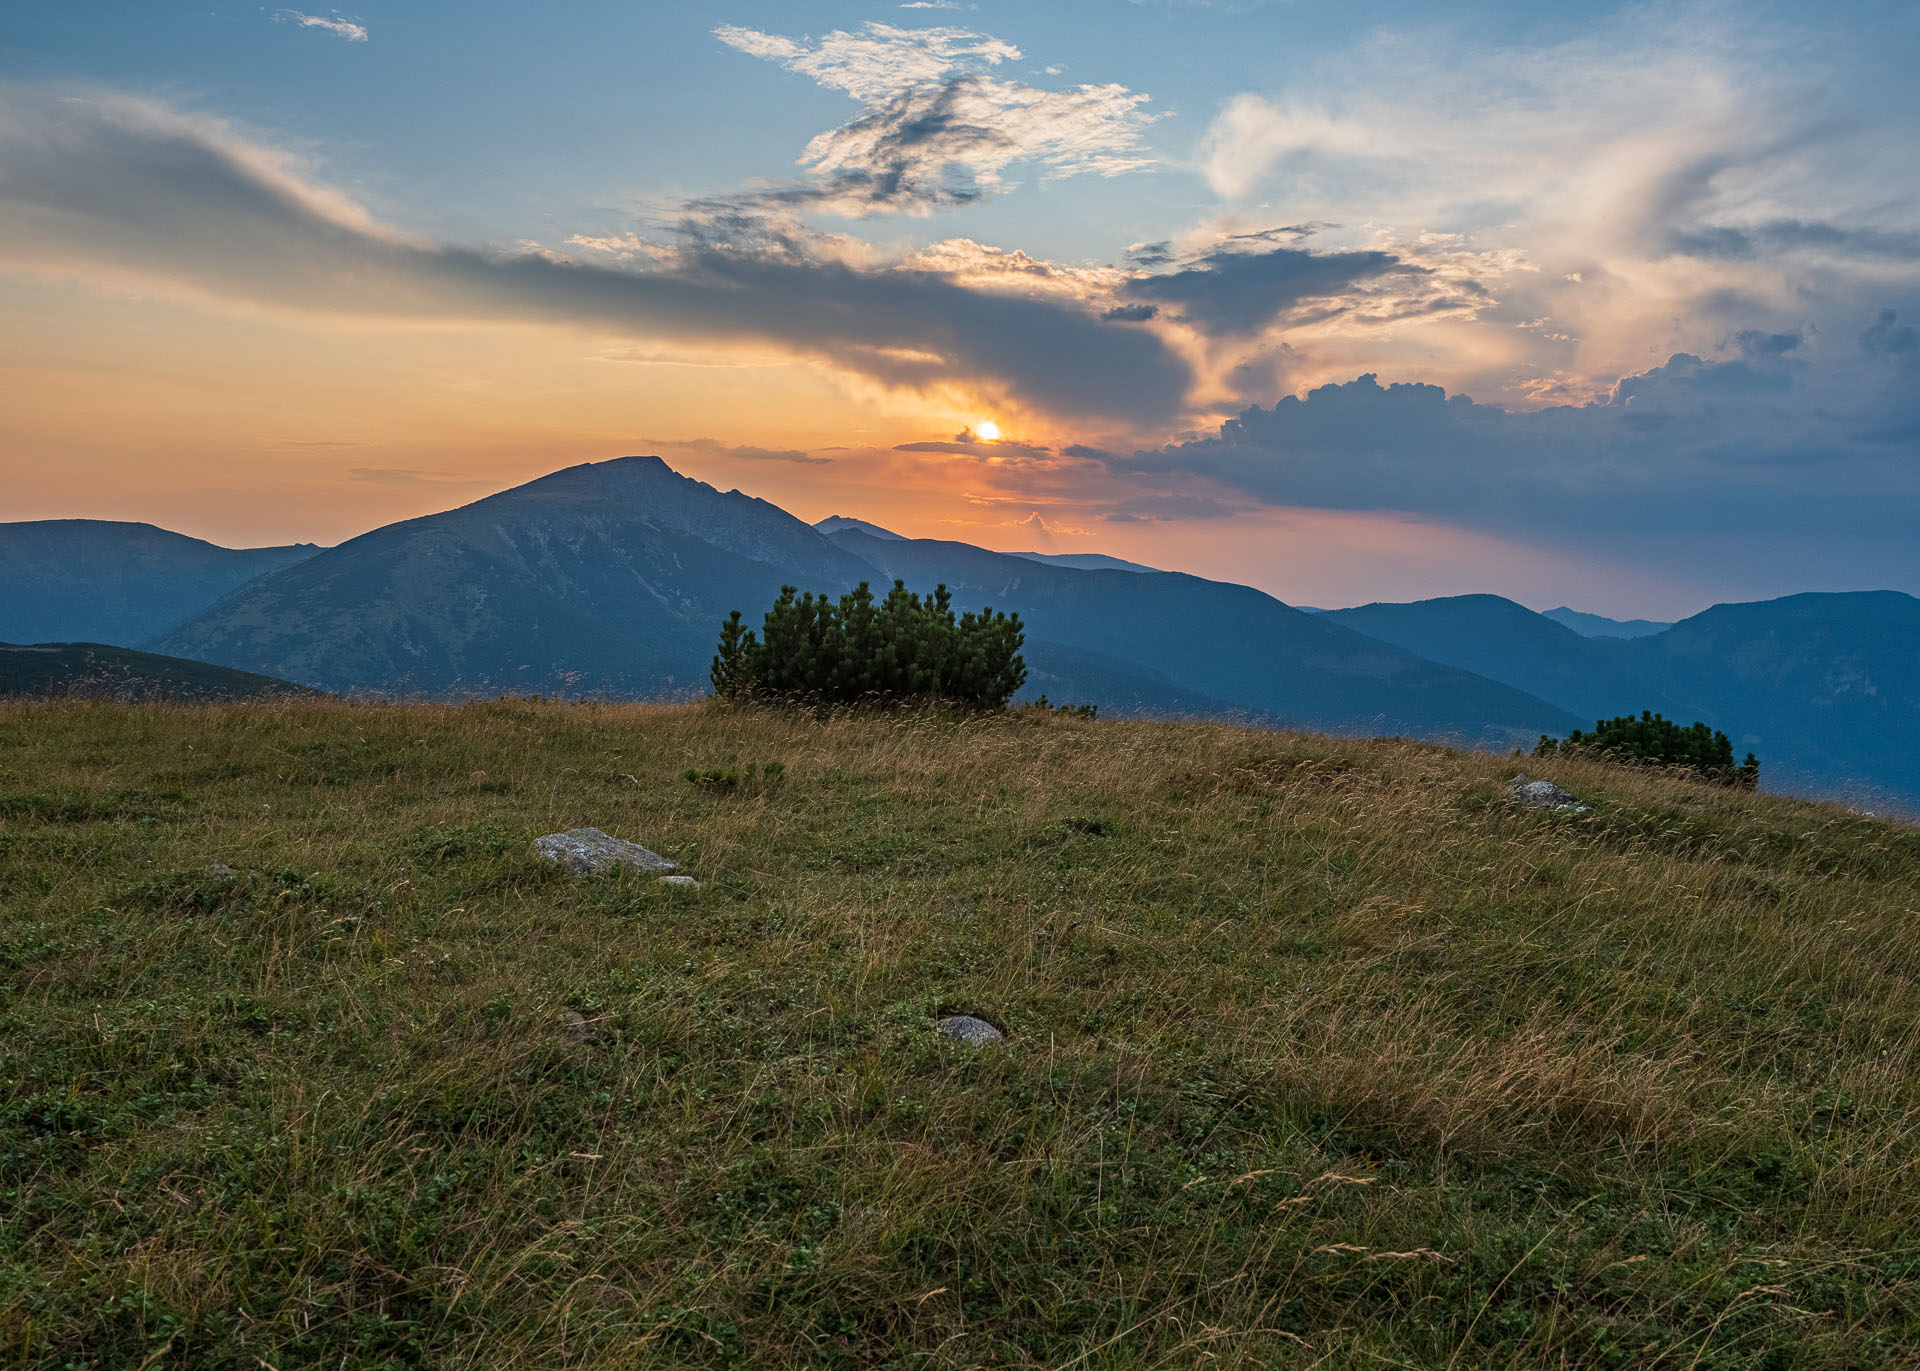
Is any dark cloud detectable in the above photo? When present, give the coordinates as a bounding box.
[1862,309,1920,357]
[1668,219,1920,262]
[1101,302,1158,322]
[1122,241,1174,269]
[0,87,1192,424]
[1107,329,1920,549]
[1119,242,1422,334]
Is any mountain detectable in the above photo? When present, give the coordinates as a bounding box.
[813,516,904,540]
[0,641,318,701]
[1317,591,1920,810]
[0,520,320,646]
[1617,592,1920,807]
[1318,594,1702,725]
[1006,550,1160,573]
[151,456,1575,742]
[819,529,1579,742]
[1543,606,1674,639]
[154,457,877,697]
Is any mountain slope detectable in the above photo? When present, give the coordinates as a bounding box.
[1543,606,1673,639]
[0,641,318,701]
[0,520,320,646]
[1619,591,1920,806]
[1319,594,1701,725]
[153,457,878,696]
[823,530,1580,742]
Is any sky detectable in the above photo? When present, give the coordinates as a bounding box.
[2,0,1918,618]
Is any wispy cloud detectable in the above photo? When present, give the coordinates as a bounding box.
[712,21,1157,216]
[276,11,368,43]
[659,437,830,466]
[0,85,1190,424]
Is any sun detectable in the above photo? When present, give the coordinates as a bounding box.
[973,420,1002,442]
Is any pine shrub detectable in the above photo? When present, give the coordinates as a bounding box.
[1535,709,1760,788]
[711,581,1026,710]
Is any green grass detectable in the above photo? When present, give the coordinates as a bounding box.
[2,698,1918,1369]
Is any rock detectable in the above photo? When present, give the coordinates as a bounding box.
[1509,774,1591,813]
[534,827,678,876]
[657,874,699,890]
[937,1015,1004,1045]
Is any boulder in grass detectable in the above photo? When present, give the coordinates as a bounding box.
[658,874,700,890]
[1509,774,1591,813]
[535,827,678,875]
[937,1015,1004,1045]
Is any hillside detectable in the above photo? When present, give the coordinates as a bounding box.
[824,529,1579,743]
[155,457,1577,743]
[2,699,1916,1367]
[0,520,319,646]
[1319,594,1703,723]
[1318,591,1920,811]
[0,641,318,701]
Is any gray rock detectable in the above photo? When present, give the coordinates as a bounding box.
[1509,774,1591,813]
[937,1015,1004,1045]
[657,874,700,890]
[534,827,678,876]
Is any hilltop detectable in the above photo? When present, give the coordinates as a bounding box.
[2,698,1916,1368]
[0,641,318,702]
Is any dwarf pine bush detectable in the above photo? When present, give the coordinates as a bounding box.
[1537,709,1760,788]
[711,580,1026,709]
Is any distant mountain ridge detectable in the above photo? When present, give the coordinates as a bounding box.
[0,520,320,646]
[1543,606,1674,639]
[0,641,318,701]
[6,458,1917,808]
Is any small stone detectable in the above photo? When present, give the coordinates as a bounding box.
[535,827,678,876]
[1509,774,1591,813]
[205,863,240,879]
[658,874,699,890]
[937,1015,1004,1045]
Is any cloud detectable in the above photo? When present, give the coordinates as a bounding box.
[894,427,1053,459]
[0,85,1192,424]
[277,11,368,42]
[713,21,1157,215]
[1105,326,1920,545]
[1180,6,1920,412]
[663,437,829,465]
[1121,241,1430,335]
[348,468,488,487]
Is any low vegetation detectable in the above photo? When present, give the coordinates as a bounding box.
[712,581,1026,710]
[3,698,1918,1368]
[1537,710,1761,789]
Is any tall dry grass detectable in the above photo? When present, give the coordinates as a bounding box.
[1,697,1917,1368]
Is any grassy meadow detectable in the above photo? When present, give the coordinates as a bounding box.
[2,698,1918,1368]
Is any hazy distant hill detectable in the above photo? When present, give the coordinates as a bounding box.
[0,520,319,646]
[1618,592,1920,807]
[820,529,1580,743]
[1319,594,1702,725]
[0,641,317,701]
[1543,606,1674,639]
[1006,550,1160,574]
[1318,591,1920,810]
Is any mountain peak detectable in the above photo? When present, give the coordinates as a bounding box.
[816,515,906,541]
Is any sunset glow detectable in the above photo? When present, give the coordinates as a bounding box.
[0,3,1915,617]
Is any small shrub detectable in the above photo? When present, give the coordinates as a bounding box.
[1536,710,1759,788]
[683,760,786,794]
[711,581,1025,710]
[1025,695,1099,720]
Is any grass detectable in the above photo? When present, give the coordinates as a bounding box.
[2,697,1918,1369]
